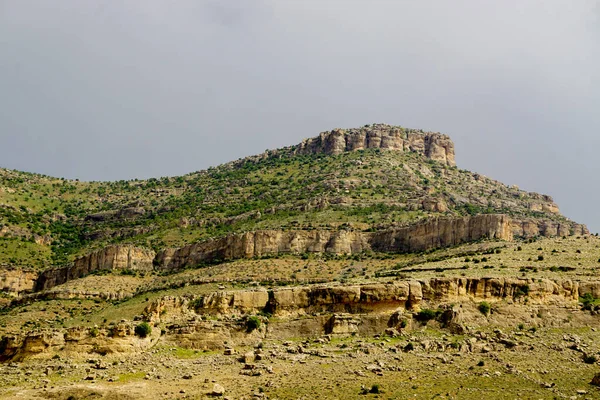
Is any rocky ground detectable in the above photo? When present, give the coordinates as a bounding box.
[2,324,600,400]
[2,237,600,399]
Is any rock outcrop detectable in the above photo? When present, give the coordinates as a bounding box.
[31,214,587,292]
[146,277,584,321]
[154,230,370,271]
[370,214,513,253]
[293,124,456,166]
[0,268,37,296]
[3,277,597,361]
[0,321,159,362]
[155,214,585,271]
[510,218,587,238]
[34,245,155,292]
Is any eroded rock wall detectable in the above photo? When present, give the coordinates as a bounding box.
[511,218,588,238]
[145,277,587,322]
[370,214,513,253]
[32,214,588,292]
[0,268,37,295]
[154,230,369,271]
[293,125,456,166]
[34,245,155,291]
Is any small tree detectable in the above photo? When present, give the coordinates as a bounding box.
[478,302,491,316]
[135,322,152,338]
[246,316,261,333]
[415,309,439,323]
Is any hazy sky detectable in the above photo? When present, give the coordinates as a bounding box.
[1,1,599,232]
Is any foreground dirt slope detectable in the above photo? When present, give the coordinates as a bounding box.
[1,299,600,399]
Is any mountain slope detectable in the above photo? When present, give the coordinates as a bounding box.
[0,124,587,294]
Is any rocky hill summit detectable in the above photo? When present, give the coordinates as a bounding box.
[292,124,456,166]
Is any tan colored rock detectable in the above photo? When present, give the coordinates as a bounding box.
[232,290,269,311]
[35,245,155,291]
[212,384,225,396]
[294,124,456,166]
[34,215,587,292]
[0,268,37,295]
[325,314,361,334]
[371,214,513,253]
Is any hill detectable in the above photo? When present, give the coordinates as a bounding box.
[0,124,586,294]
[1,124,599,399]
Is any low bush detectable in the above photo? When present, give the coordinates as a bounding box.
[134,322,152,338]
[246,316,261,333]
[478,302,491,316]
[584,355,598,364]
[415,309,440,323]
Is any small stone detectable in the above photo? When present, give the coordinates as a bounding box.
[212,384,225,396]
[224,348,235,356]
[244,351,256,363]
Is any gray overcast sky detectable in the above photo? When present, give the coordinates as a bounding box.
[1,1,599,232]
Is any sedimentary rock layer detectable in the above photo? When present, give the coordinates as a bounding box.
[32,215,587,293]
[0,268,37,295]
[3,277,598,361]
[144,277,591,321]
[34,245,155,291]
[293,124,456,166]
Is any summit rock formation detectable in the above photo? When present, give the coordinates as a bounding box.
[293,124,455,166]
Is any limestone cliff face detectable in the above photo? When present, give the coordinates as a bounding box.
[155,214,585,271]
[510,218,588,237]
[293,124,456,166]
[0,321,159,362]
[3,277,597,361]
[32,214,587,292]
[155,215,511,271]
[0,268,37,295]
[370,214,513,253]
[34,245,155,291]
[154,230,370,271]
[144,277,588,322]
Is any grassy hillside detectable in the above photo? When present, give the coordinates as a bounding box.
[0,141,577,271]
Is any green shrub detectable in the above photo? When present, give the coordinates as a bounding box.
[514,285,530,298]
[415,309,439,323]
[583,355,597,364]
[580,293,600,310]
[478,302,491,316]
[369,384,380,394]
[89,327,99,338]
[134,322,152,338]
[246,316,261,333]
